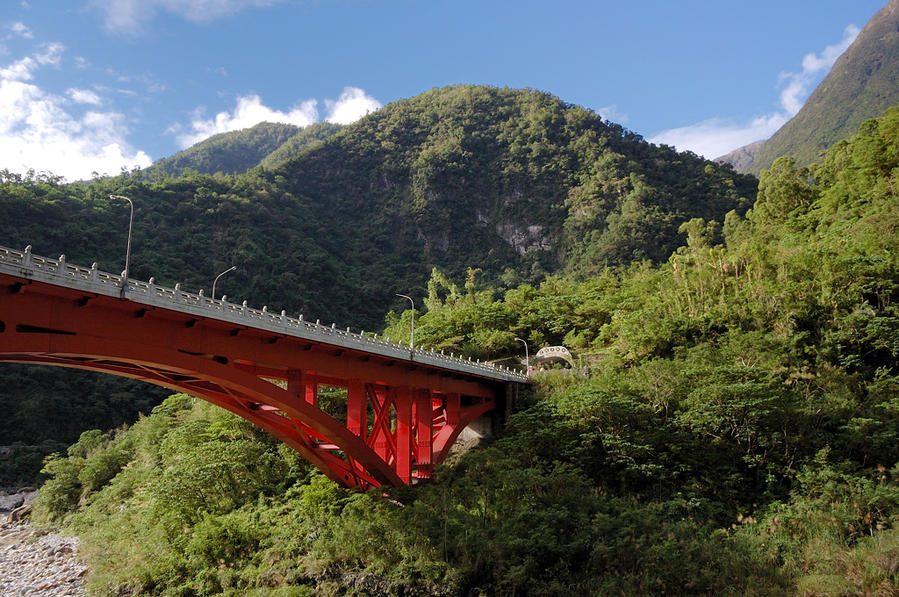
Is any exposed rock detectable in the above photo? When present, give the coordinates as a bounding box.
[0,490,38,512]
[495,223,554,255]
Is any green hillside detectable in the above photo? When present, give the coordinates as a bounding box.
[746,1,899,173]
[147,121,302,176]
[1,86,756,329]
[31,107,899,596]
[274,86,757,279]
[258,121,343,169]
[146,121,343,178]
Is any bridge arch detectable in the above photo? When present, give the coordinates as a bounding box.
[0,245,526,489]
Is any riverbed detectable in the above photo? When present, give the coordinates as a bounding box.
[0,490,87,597]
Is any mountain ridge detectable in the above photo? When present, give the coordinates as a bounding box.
[146,121,345,177]
[719,1,899,173]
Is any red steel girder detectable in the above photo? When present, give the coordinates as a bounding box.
[0,274,504,489]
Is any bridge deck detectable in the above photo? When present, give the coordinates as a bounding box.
[0,245,528,384]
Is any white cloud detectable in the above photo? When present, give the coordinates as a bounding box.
[597,104,629,125]
[779,24,859,116]
[0,43,62,82]
[176,87,381,148]
[9,22,33,39]
[801,25,859,74]
[0,46,152,181]
[649,114,788,159]
[0,56,36,81]
[177,94,318,148]
[90,0,282,34]
[324,87,382,124]
[67,87,102,105]
[34,42,63,66]
[650,25,861,158]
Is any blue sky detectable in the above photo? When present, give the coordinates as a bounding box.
[1,0,888,180]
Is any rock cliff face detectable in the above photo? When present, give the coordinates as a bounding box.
[495,223,554,255]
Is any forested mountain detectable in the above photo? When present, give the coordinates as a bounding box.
[258,121,343,169]
[146,121,344,178]
[2,86,756,329]
[0,85,755,483]
[276,86,757,280]
[146,122,299,176]
[720,1,899,173]
[715,139,764,171]
[30,106,899,596]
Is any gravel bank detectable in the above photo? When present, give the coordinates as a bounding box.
[0,490,87,597]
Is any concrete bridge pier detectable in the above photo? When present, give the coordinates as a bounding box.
[455,381,525,450]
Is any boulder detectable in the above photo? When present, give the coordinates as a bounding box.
[7,504,31,523]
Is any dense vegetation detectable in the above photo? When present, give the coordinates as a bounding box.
[145,120,343,178]
[738,1,899,173]
[0,367,166,486]
[258,122,344,169]
[0,86,754,476]
[1,86,756,330]
[147,122,301,177]
[29,107,899,595]
[274,86,756,281]
[146,120,346,177]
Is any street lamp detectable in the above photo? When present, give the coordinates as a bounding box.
[515,337,530,376]
[396,293,415,352]
[211,265,237,300]
[109,195,134,292]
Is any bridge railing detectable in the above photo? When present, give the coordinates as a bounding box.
[0,245,528,383]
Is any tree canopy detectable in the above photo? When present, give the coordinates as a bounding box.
[26,104,899,595]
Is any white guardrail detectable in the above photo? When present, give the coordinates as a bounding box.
[0,245,528,384]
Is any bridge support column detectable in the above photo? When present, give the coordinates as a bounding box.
[287,370,317,406]
[346,378,365,437]
[369,384,392,462]
[445,393,460,426]
[414,389,433,478]
[495,381,520,434]
[394,386,412,483]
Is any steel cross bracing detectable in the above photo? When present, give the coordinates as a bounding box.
[0,245,527,489]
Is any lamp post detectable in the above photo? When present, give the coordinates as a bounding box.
[396,293,415,352]
[109,195,134,292]
[515,337,530,376]
[211,265,237,300]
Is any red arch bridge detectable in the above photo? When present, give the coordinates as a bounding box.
[0,245,527,490]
